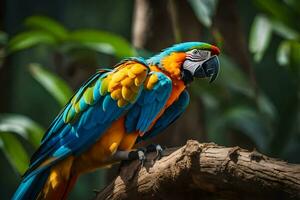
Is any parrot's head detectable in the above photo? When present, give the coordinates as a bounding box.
[147,42,220,84]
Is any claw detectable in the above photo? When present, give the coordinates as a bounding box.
[128,148,146,166]
[155,144,164,160]
[137,150,146,166]
[145,144,165,160]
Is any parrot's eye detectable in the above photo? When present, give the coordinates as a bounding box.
[187,49,211,61]
[192,49,199,55]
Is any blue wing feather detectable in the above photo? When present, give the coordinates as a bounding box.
[125,72,172,134]
[25,62,149,177]
[136,90,190,142]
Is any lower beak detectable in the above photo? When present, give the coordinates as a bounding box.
[193,55,220,83]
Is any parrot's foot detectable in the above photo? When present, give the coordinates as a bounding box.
[145,144,165,160]
[128,148,146,166]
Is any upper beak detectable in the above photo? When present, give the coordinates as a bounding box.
[193,55,220,83]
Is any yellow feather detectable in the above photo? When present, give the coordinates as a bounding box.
[121,86,133,101]
[117,98,128,107]
[49,171,59,188]
[112,71,126,83]
[145,74,158,90]
[109,142,118,154]
[100,76,110,95]
[127,70,136,78]
[131,64,147,75]
[83,87,94,104]
[110,88,122,100]
[121,77,133,87]
[74,102,81,113]
[108,80,120,92]
[134,72,147,86]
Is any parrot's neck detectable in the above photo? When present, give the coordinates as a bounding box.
[149,65,186,107]
[148,52,186,79]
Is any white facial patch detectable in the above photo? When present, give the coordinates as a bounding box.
[186,49,211,61]
[183,50,211,74]
[182,59,204,74]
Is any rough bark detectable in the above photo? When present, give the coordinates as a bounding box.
[96,140,300,200]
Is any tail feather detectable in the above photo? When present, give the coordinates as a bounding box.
[12,169,50,200]
[13,157,76,200]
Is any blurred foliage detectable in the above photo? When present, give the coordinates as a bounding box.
[251,0,300,73]
[0,15,136,175]
[189,0,299,159]
[0,0,299,199]
[7,15,135,58]
[0,114,44,173]
[29,63,73,106]
[188,0,218,27]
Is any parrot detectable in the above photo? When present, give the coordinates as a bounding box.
[12,41,220,200]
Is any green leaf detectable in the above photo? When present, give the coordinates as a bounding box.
[218,55,253,97]
[8,30,57,53]
[0,133,29,174]
[253,0,299,31]
[277,40,291,66]
[257,94,278,121]
[25,15,68,40]
[271,20,299,40]
[0,114,44,147]
[29,63,73,106]
[67,30,136,58]
[188,0,218,27]
[249,15,272,62]
[277,40,300,76]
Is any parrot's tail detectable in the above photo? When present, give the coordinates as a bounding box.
[12,157,77,200]
[12,168,50,200]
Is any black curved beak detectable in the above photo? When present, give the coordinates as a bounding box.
[193,55,220,83]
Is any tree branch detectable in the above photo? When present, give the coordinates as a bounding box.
[96,140,300,200]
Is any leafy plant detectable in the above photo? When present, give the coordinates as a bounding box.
[8,15,136,58]
[29,63,73,106]
[0,114,45,174]
[1,15,137,174]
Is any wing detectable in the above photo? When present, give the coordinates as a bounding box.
[24,58,150,178]
[125,72,173,134]
[136,90,190,142]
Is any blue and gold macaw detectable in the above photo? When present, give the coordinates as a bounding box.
[13,42,220,200]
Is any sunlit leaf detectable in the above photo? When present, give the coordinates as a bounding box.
[8,30,57,53]
[249,15,272,62]
[277,40,291,66]
[188,0,218,27]
[67,30,135,58]
[0,133,29,174]
[271,20,299,40]
[0,114,44,147]
[25,15,68,40]
[29,63,73,106]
